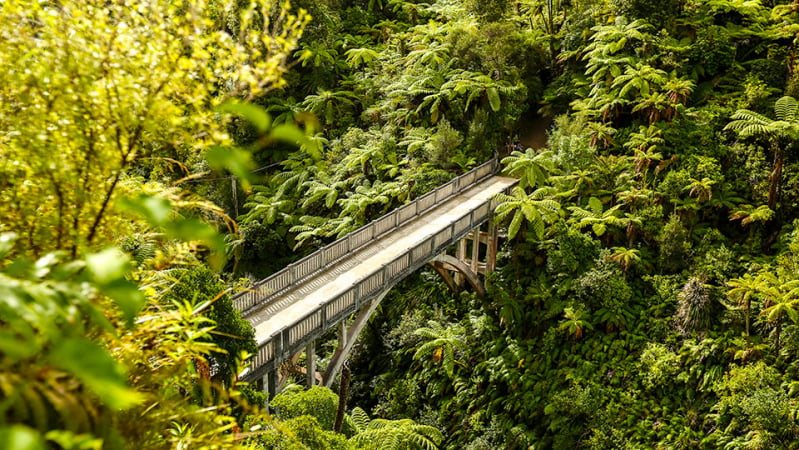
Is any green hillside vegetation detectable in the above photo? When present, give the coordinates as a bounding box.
[3,0,799,448]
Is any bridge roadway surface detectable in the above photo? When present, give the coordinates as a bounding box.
[246,175,517,350]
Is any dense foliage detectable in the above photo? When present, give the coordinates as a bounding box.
[243,0,799,449]
[4,0,799,449]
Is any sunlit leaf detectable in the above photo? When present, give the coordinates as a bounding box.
[216,101,272,133]
[85,248,130,285]
[206,146,256,184]
[85,248,143,325]
[117,194,172,227]
[269,124,321,160]
[487,87,501,112]
[0,233,17,258]
[98,278,146,327]
[0,426,46,450]
[49,338,141,410]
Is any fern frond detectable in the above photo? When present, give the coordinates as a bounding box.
[350,406,371,433]
[775,96,798,121]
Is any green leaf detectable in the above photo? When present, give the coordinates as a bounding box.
[117,194,172,227]
[270,124,321,159]
[85,248,130,286]
[164,219,222,250]
[164,218,227,269]
[593,223,607,236]
[487,87,501,112]
[99,279,146,327]
[0,233,17,258]
[215,101,271,133]
[508,211,523,239]
[430,100,440,124]
[0,330,39,360]
[49,338,141,410]
[85,249,143,326]
[0,426,46,450]
[588,197,603,212]
[206,146,256,184]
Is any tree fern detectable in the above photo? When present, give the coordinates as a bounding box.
[725,110,773,136]
[494,186,560,240]
[345,47,381,68]
[724,96,799,209]
[412,320,466,378]
[775,95,798,122]
[501,148,556,189]
[567,197,628,237]
[349,408,444,450]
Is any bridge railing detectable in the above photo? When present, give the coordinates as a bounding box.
[233,158,499,314]
[244,187,509,381]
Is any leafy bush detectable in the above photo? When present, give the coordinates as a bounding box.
[656,214,691,272]
[160,265,256,382]
[546,227,601,279]
[270,385,340,431]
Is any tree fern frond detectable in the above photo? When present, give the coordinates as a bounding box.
[775,96,798,121]
[350,406,371,433]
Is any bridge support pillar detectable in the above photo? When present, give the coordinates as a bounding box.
[455,238,468,287]
[487,219,499,273]
[323,291,388,388]
[263,369,278,399]
[306,342,316,388]
[453,222,500,280]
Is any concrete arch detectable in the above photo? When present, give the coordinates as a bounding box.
[322,290,388,387]
[320,253,486,387]
[428,254,486,298]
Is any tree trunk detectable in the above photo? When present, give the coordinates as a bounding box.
[333,364,351,433]
[744,298,750,338]
[767,146,783,212]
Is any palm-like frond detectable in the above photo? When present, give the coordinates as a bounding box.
[494,186,560,240]
[501,148,556,189]
[567,197,627,236]
[350,406,371,433]
[345,47,381,68]
[725,109,772,136]
[412,320,466,378]
[775,95,798,122]
[349,407,444,450]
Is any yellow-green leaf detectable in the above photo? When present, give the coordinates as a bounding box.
[49,338,142,410]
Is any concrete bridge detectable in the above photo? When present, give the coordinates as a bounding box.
[232,159,516,394]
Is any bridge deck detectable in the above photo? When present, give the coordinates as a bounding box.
[247,175,517,347]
